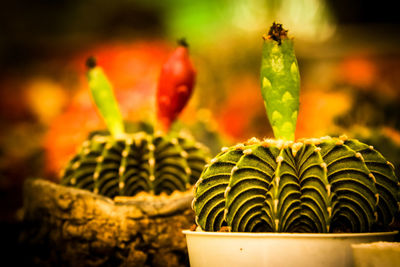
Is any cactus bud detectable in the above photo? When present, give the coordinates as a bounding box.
[260,22,300,141]
[86,57,125,138]
[156,39,196,131]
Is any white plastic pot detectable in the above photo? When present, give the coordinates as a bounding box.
[351,242,400,267]
[183,230,398,267]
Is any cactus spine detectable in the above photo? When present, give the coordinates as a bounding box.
[61,132,210,197]
[192,23,400,233]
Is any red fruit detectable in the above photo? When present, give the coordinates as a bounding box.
[156,40,196,131]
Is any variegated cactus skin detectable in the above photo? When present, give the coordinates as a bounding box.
[61,132,210,197]
[260,23,299,141]
[193,135,400,233]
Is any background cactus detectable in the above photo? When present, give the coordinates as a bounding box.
[61,42,211,197]
[192,23,400,233]
[61,131,210,197]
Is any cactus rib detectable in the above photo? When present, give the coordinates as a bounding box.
[61,132,210,197]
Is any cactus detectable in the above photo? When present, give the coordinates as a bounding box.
[192,23,400,233]
[60,44,210,197]
[61,131,210,197]
[193,136,400,232]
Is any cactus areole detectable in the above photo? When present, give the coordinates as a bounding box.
[192,23,400,233]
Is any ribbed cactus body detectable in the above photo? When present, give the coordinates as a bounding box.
[61,132,210,197]
[193,136,400,233]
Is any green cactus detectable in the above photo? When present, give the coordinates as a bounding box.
[192,23,400,233]
[86,57,125,138]
[193,136,400,232]
[61,131,210,197]
[260,22,300,141]
[60,57,210,197]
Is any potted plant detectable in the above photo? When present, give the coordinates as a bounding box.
[21,41,211,266]
[60,45,210,197]
[184,23,400,267]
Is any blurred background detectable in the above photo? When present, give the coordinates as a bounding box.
[1,0,400,245]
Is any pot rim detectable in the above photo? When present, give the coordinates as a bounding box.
[182,230,399,238]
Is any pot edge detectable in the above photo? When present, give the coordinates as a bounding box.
[182,230,399,238]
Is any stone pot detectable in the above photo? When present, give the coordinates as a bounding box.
[20,179,195,267]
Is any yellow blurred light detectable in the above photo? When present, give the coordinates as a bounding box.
[277,0,336,42]
[24,78,68,125]
[231,0,269,32]
[296,90,351,138]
